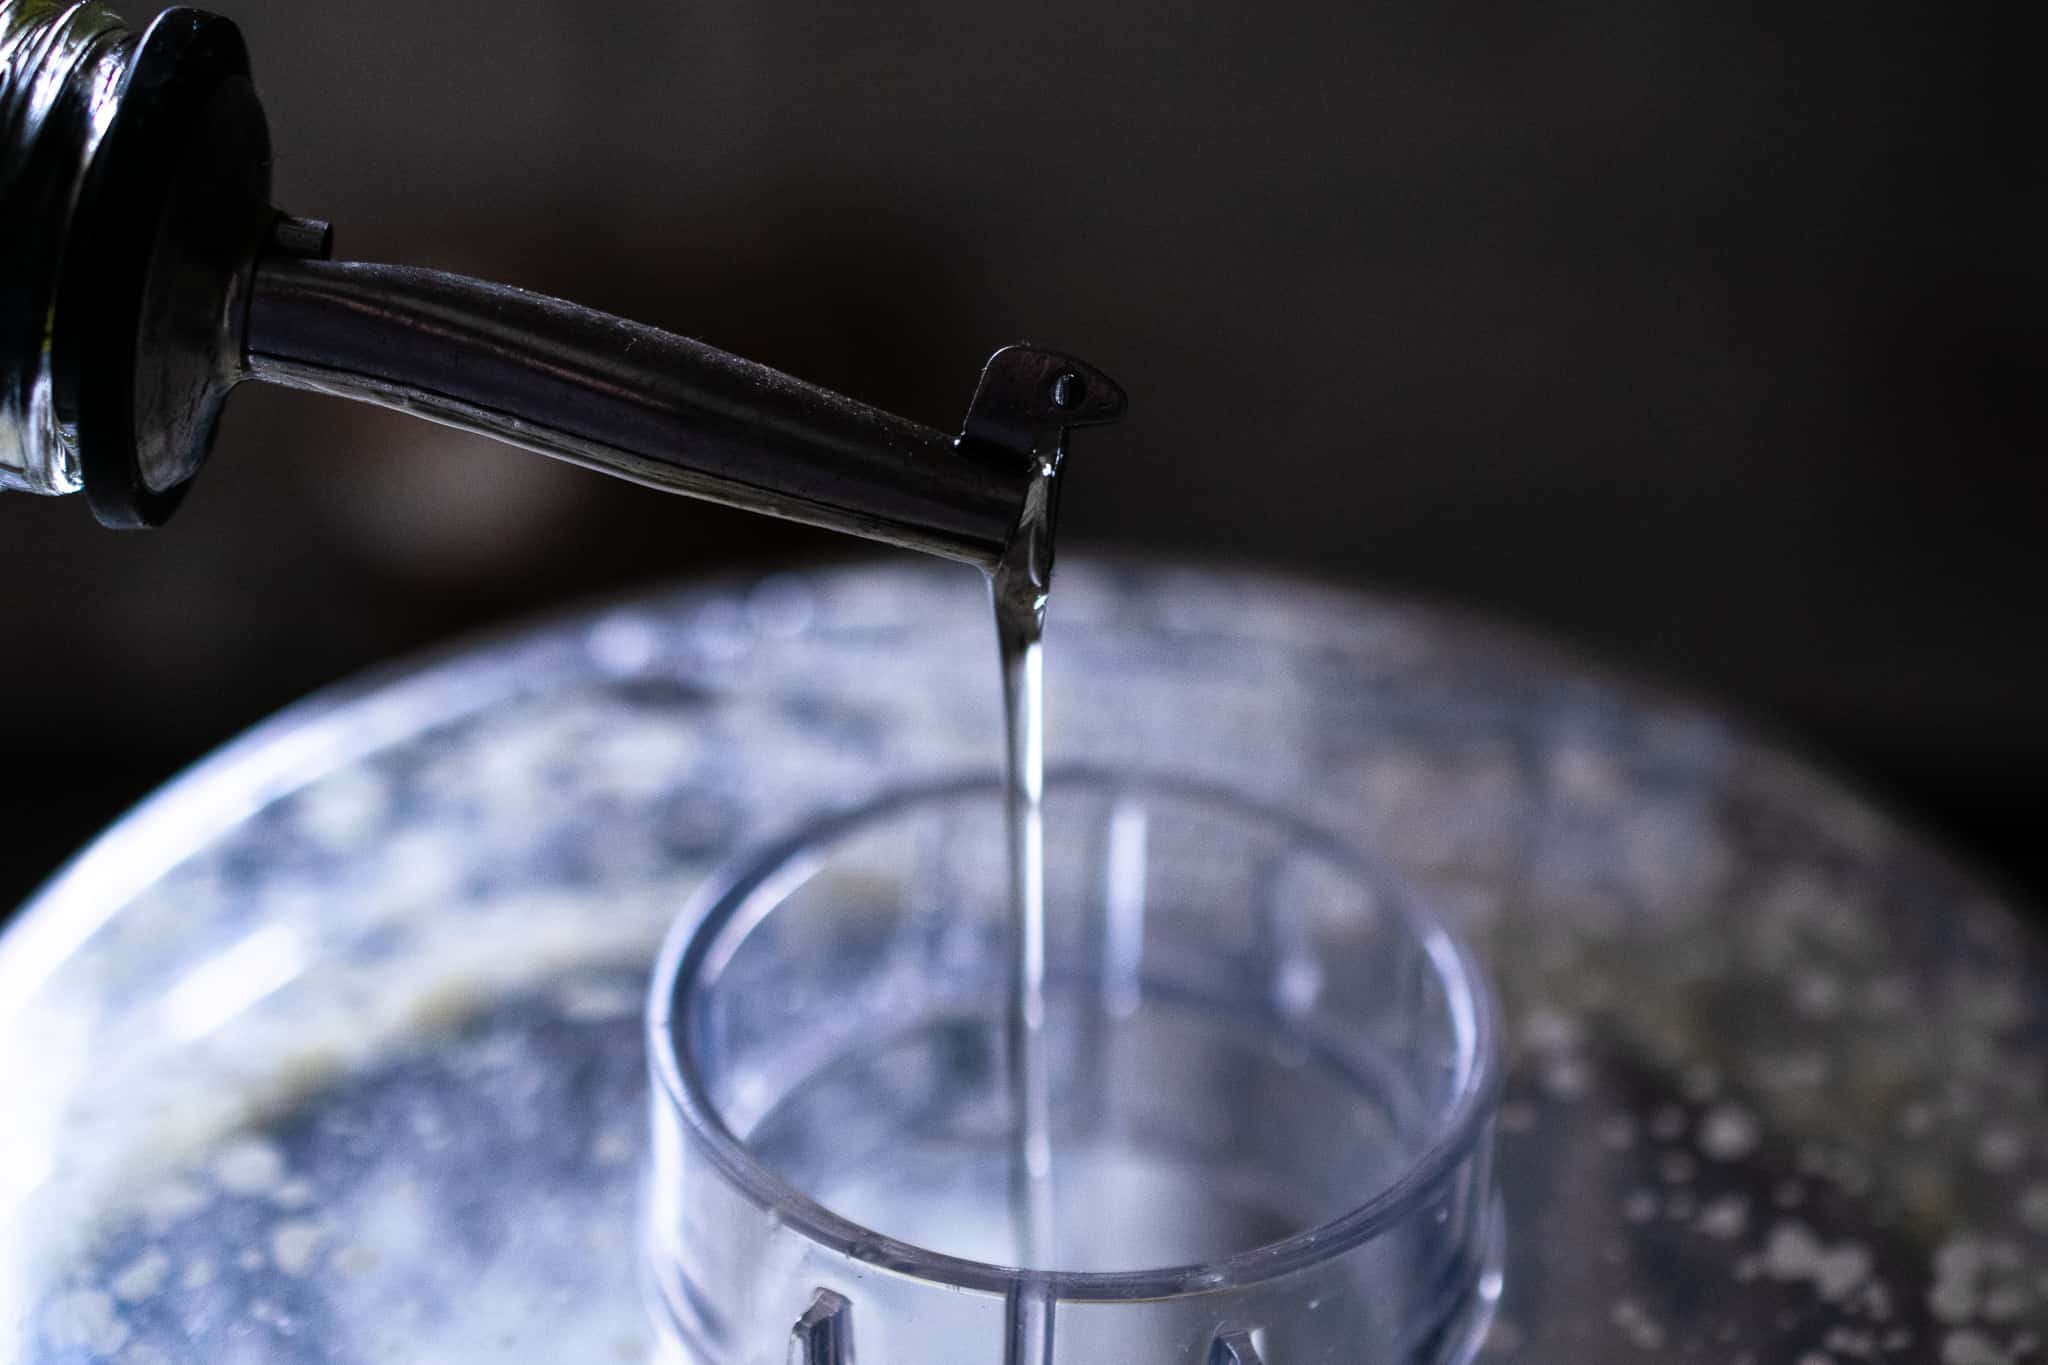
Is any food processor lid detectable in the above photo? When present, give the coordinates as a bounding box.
[3,558,2044,1362]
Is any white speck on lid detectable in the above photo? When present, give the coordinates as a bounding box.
[1696,1196,1748,1240]
[1699,1104,1761,1160]
[111,1248,170,1303]
[1762,1221,1873,1303]
[271,1220,328,1276]
[1940,1329,2011,1365]
[213,1137,286,1195]
[45,1289,129,1354]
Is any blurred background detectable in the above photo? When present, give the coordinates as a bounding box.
[2,0,2041,914]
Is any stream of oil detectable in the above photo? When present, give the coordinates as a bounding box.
[988,447,1061,1276]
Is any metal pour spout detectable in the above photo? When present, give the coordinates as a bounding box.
[0,1,1123,564]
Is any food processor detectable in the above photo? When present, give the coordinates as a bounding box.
[5,4,2046,1362]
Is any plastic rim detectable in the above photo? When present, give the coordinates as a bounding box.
[646,764,1501,1301]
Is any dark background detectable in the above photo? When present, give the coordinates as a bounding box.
[3,1,2042,914]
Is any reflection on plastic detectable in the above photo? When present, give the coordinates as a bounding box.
[161,925,306,1042]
